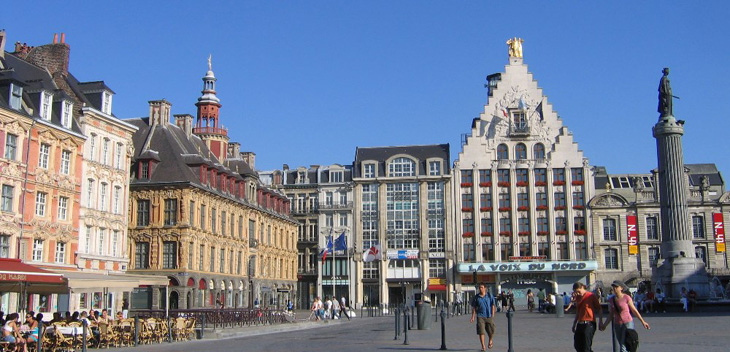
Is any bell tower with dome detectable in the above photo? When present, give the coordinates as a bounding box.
[194,55,229,160]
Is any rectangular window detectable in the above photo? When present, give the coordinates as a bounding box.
[553,168,565,182]
[220,248,225,273]
[338,213,348,227]
[482,242,494,261]
[537,217,548,233]
[135,242,149,269]
[429,259,446,278]
[605,248,619,269]
[98,228,105,255]
[1,185,14,212]
[87,179,94,208]
[40,91,52,120]
[517,192,529,208]
[462,193,473,209]
[428,161,441,176]
[515,169,528,184]
[9,84,22,110]
[646,216,659,240]
[113,187,121,214]
[603,218,617,241]
[498,193,511,209]
[363,163,375,178]
[537,241,550,258]
[201,204,207,230]
[534,168,546,184]
[554,192,565,208]
[692,216,705,239]
[497,169,510,184]
[140,161,149,179]
[55,242,66,263]
[499,216,512,235]
[575,241,587,260]
[556,242,568,260]
[99,183,108,211]
[500,241,512,260]
[221,211,227,236]
[555,217,567,232]
[573,191,584,207]
[84,226,92,254]
[519,238,530,256]
[162,241,177,269]
[330,171,343,183]
[210,247,215,272]
[137,200,150,226]
[535,192,547,208]
[60,150,71,174]
[211,208,217,233]
[479,169,491,184]
[199,244,205,271]
[111,231,119,257]
[571,168,584,182]
[115,143,123,170]
[239,216,244,238]
[463,239,474,261]
[164,199,178,226]
[231,213,235,237]
[57,196,68,220]
[462,218,474,234]
[238,251,243,274]
[38,143,50,169]
[4,133,17,160]
[461,170,473,184]
[102,91,112,114]
[32,239,43,262]
[249,220,256,244]
[61,101,73,128]
[480,193,492,209]
[0,235,10,258]
[188,242,194,270]
[518,217,530,234]
[648,247,660,264]
[35,192,47,216]
[89,135,96,162]
[574,217,586,232]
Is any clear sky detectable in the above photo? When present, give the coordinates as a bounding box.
[3,1,729,176]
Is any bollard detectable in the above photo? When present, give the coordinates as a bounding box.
[403,312,409,345]
[37,320,43,352]
[410,306,414,330]
[446,302,450,319]
[506,310,514,352]
[82,319,88,352]
[394,307,399,340]
[168,315,173,343]
[556,294,564,318]
[611,320,619,352]
[440,309,447,350]
[134,315,139,346]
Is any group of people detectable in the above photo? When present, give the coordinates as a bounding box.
[496,291,515,312]
[1,309,122,352]
[310,296,350,321]
[630,288,668,313]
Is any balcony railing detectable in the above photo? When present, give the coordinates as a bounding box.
[192,126,228,136]
[318,201,353,210]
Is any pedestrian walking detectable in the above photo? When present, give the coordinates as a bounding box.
[507,291,515,312]
[340,296,350,320]
[537,288,546,313]
[572,282,603,352]
[470,283,497,351]
[600,280,650,352]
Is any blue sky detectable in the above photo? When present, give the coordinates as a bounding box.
[4,1,729,175]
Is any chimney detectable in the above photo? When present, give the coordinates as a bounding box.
[21,33,70,75]
[174,114,193,138]
[241,152,256,170]
[0,30,6,59]
[53,33,58,44]
[282,164,289,171]
[149,99,172,126]
[227,142,241,158]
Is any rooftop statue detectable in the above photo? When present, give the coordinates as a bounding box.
[506,37,524,58]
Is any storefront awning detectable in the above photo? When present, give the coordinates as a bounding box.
[428,284,447,291]
[0,258,68,294]
[52,271,170,292]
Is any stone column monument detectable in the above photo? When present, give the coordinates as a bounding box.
[652,68,709,298]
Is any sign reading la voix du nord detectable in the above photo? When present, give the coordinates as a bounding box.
[458,261,598,273]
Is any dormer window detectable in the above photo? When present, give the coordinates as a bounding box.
[102,91,113,114]
[61,100,73,128]
[363,163,376,178]
[330,170,343,183]
[9,84,22,111]
[297,171,306,184]
[140,161,149,179]
[388,157,416,177]
[428,160,441,176]
[40,91,53,121]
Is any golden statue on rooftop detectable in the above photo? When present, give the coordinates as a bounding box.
[507,37,524,58]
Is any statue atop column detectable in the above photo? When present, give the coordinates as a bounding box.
[506,37,524,58]
[658,67,678,117]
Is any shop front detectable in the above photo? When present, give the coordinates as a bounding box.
[456,260,598,306]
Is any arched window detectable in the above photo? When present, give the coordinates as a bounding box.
[388,157,416,177]
[533,143,545,160]
[515,143,527,160]
[497,144,509,160]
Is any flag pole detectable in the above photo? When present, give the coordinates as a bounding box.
[332,232,336,305]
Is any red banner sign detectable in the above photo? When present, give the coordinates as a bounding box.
[627,215,638,255]
[713,213,726,253]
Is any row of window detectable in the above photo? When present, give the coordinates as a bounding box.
[601,215,707,241]
[86,179,124,214]
[464,241,588,261]
[461,168,584,185]
[461,190,584,209]
[87,134,126,170]
[361,158,443,178]
[603,245,709,269]
[82,226,121,257]
[463,216,586,235]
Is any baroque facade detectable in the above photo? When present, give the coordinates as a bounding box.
[589,164,730,292]
[452,43,598,302]
[125,64,297,310]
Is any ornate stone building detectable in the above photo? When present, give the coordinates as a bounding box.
[452,40,597,302]
[125,63,297,310]
[589,164,730,292]
[0,32,85,313]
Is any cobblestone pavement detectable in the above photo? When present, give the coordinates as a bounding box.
[125,309,730,352]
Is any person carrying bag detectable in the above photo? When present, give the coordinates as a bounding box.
[599,280,650,352]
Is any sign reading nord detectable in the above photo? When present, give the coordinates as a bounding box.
[457,261,598,273]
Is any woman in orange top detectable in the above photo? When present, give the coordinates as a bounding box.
[572,282,603,352]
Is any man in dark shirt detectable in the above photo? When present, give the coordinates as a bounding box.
[471,283,497,350]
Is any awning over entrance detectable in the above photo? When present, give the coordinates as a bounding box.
[427,284,446,291]
[0,258,68,294]
[54,271,169,292]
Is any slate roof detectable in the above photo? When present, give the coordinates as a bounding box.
[353,144,450,178]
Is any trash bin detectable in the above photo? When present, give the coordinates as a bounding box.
[417,301,432,330]
[556,294,564,318]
